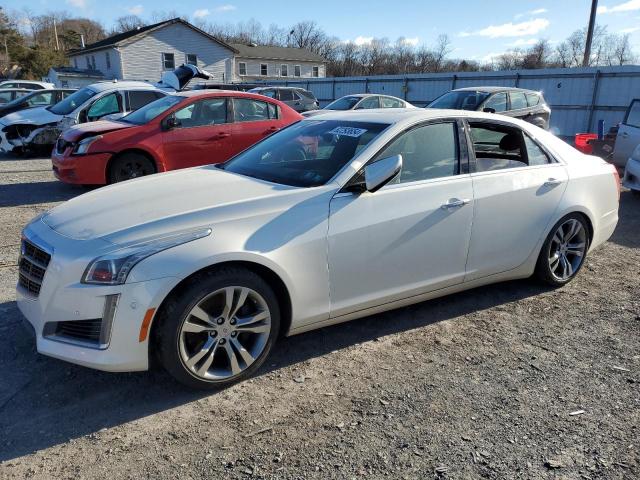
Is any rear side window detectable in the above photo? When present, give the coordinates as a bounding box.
[625,100,640,128]
[509,92,528,110]
[381,97,404,108]
[469,123,526,171]
[233,98,270,122]
[526,93,540,107]
[484,93,507,112]
[298,90,316,100]
[267,103,278,119]
[524,135,551,166]
[128,91,161,111]
[374,122,459,183]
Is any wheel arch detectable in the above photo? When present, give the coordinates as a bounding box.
[148,260,293,363]
[105,148,164,181]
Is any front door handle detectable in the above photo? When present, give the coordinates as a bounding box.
[211,132,231,140]
[620,131,629,138]
[543,178,563,187]
[441,198,470,209]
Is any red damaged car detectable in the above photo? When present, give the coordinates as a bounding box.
[52,91,302,184]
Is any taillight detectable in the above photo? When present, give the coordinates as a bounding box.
[612,167,621,200]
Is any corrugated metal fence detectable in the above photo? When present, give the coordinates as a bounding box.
[260,65,640,137]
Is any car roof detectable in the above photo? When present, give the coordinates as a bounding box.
[172,90,283,101]
[452,86,541,94]
[301,108,507,124]
[0,88,32,93]
[88,81,158,92]
[251,86,309,92]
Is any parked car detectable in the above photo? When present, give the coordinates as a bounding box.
[622,144,640,194]
[0,89,76,118]
[301,94,413,117]
[427,87,551,130]
[52,91,302,184]
[249,87,319,113]
[0,80,55,90]
[611,98,640,167]
[0,64,210,155]
[17,109,619,388]
[0,88,31,105]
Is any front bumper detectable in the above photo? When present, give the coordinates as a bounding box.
[52,150,111,185]
[16,219,178,372]
[622,157,640,192]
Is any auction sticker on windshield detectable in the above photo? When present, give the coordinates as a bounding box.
[328,126,368,137]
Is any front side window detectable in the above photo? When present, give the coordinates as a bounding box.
[86,92,121,121]
[625,100,640,128]
[221,120,389,187]
[172,98,228,128]
[356,96,380,109]
[120,95,182,125]
[26,92,53,106]
[260,64,268,76]
[483,93,508,112]
[278,89,294,102]
[312,66,319,77]
[381,96,404,108]
[509,92,528,110]
[294,65,301,77]
[162,53,175,70]
[374,122,458,184]
[186,53,197,65]
[0,91,13,103]
[280,64,288,77]
[49,87,97,115]
[128,90,162,111]
[233,98,270,122]
[325,96,360,111]
[239,62,247,76]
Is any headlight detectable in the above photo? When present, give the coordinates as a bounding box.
[73,135,102,155]
[82,227,212,285]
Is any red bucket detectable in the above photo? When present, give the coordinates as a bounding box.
[575,133,598,154]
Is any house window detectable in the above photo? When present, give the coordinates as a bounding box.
[73,58,78,68]
[85,57,91,69]
[186,53,197,65]
[238,62,247,76]
[312,66,319,77]
[162,53,175,70]
[260,63,268,76]
[90,55,96,70]
[105,51,111,70]
[280,64,288,77]
[294,65,301,77]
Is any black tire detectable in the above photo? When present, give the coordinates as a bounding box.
[155,267,281,389]
[631,189,640,196]
[535,213,590,287]
[108,152,155,184]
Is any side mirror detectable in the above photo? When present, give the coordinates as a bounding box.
[78,109,88,123]
[364,154,402,193]
[483,107,496,114]
[162,116,180,131]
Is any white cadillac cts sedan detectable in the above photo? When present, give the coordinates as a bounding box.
[17,110,619,388]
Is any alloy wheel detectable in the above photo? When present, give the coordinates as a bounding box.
[548,218,587,281]
[178,286,271,381]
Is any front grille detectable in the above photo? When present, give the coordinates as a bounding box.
[18,239,51,297]
[55,319,103,343]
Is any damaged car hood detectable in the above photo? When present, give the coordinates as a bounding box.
[0,106,61,127]
[62,120,132,142]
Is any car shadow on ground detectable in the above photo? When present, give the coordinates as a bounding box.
[0,278,550,461]
[0,181,83,208]
[609,190,640,249]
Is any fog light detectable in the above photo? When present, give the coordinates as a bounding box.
[99,294,120,347]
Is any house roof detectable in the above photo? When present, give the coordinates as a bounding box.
[68,18,238,55]
[230,43,326,63]
[50,67,105,78]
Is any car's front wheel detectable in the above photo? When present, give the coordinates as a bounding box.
[108,152,155,184]
[155,267,280,389]
[535,214,590,286]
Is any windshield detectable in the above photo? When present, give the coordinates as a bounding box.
[120,95,183,125]
[220,120,389,187]
[48,87,96,115]
[325,96,360,111]
[428,91,490,110]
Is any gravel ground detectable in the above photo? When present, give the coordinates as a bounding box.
[0,154,638,480]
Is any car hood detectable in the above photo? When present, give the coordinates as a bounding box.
[0,106,61,126]
[42,166,329,243]
[62,120,133,142]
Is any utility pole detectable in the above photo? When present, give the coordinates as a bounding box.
[53,18,60,51]
[583,0,598,67]
[3,37,8,69]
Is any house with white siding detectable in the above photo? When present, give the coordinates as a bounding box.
[64,18,326,87]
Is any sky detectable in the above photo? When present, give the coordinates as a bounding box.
[5,0,640,61]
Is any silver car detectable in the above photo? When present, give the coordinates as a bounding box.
[302,94,414,117]
[612,98,640,168]
[248,87,319,113]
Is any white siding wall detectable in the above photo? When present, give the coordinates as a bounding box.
[233,58,326,82]
[119,23,232,83]
[68,47,122,79]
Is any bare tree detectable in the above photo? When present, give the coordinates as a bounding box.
[112,15,144,34]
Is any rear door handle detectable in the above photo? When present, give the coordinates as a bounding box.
[263,126,279,135]
[441,198,470,209]
[543,178,563,187]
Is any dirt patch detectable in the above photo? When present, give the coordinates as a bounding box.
[0,154,638,479]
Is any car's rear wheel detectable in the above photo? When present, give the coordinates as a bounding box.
[535,214,590,286]
[155,267,280,389]
[108,153,155,184]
